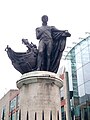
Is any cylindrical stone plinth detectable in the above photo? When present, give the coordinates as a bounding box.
[16,71,63,120]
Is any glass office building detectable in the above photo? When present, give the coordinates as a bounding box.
[65,36,90,120]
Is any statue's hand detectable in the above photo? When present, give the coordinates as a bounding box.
[65,30,68,32]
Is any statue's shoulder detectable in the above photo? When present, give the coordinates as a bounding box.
[51,26,58,31]
[51,26,55,28]
[36,27,41,30]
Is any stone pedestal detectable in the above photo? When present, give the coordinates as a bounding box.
[16,71,63,120]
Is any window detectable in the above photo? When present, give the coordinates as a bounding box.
[77,68,84,86]
[1,106,6,120]
[87,37,90,45]
[80,40,88,50]
[16,110,19,120]
[76,52,82,69]
[10,97,16,112]
[88,45,90,54]
[81,47,89,65]
[9,113,15,120]
[83,63,90,82]
[78,84,85,97]
[75,44,81,55]
[85,80,90,94]
[61,106,66,120]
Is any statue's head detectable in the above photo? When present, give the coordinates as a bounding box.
[41,15,48,23]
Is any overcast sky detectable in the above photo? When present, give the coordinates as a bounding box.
[0,0,90,98]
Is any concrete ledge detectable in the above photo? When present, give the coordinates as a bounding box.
[16,71,63,89]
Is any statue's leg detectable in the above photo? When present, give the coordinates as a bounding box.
[37,40,45,70]
[47,56,50,71]
[37,53,42,71]
[46,40,53,71]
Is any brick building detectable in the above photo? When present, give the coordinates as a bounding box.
[0,89,19,120]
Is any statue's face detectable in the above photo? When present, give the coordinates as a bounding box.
[42,15,48,23]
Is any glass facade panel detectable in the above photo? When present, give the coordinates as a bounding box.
[66,53,71,60]
[88,45,90,60]
[87,37,90,45]
[85,80,90,94]
[83,63,90,82]
[78,84,85,97]
[74,106,80,117]
[75,44,81,54]
[77,68,84,86]
[81,47,89,65]
[80,39,88,50]
[76,52,82,69]
[88,45,90,53]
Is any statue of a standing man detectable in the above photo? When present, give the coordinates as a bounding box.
[36,15,54,71]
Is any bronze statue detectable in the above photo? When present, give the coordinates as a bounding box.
[5,15,71,74]
[36,15,71,71]
[36,15,54,71]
